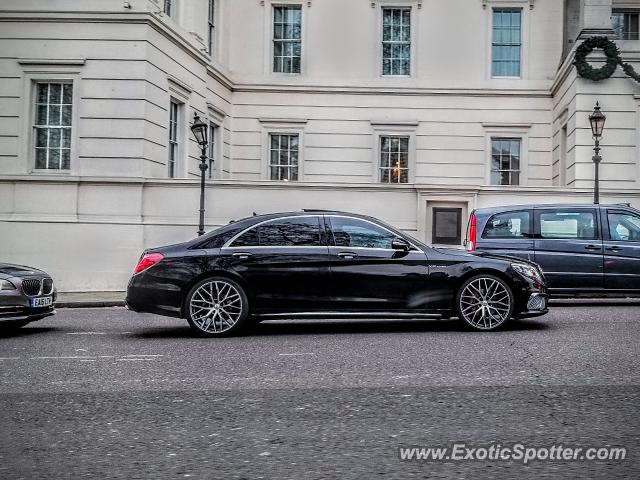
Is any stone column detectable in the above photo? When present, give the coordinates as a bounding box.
[578,0,615,38]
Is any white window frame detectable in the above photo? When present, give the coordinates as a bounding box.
[371,121,417,184]
[485,1,530,80]
[19,60,83,176]
[32,81,74,172]
[262,1,307,76]
[163,0,173,17]
[168,99,182,178]
[377,2,417,78]
[483,123,530,186]
[167,76,191,178]
[259,118,306,181]
[612,9,640,40]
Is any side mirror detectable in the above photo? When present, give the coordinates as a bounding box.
[391,237,410,251]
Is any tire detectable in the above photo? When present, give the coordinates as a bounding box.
[185,277,249,337]
[456,274,514,331]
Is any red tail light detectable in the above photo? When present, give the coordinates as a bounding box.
[466,212,477,252]
[133,253,164,274]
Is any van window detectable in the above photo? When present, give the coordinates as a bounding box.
[539,210,597,240]
[608,211,640,241]
[482,211,530,238]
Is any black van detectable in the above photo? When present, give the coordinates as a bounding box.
[465,204,640,295]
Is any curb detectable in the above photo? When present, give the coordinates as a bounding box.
[57,300,126,308]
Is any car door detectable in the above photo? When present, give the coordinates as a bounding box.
[219,215,332,313]
[324,215,431,311]
[602,208,640,291]
[533,207,603,291]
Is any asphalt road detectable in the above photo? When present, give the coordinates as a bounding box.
[0,305,639,479]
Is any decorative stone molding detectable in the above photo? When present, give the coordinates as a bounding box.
[482,0,535,9]
[371,0,422,8]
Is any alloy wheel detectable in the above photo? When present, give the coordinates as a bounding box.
[459,277,512,330]
[189,280,244,334]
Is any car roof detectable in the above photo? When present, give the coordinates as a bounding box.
[472,203,637,215]
[230,210,377,223]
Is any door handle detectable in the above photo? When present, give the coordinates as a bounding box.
[232,252,252,259]
[337,252,358,259]
[584,245,601,251]
[605,246,623,252]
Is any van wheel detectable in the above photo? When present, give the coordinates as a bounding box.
[185,277,249,337]
[456,274,514,331]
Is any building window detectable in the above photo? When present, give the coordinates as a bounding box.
[382,8,411,76]
[208,0,215,55]
[490,138,521,185]
[163,0,172,16]
[273,6,301,74]
[492,9,521,77]
[612,11,639,40]
[380,136,409,183]
[269,133,299,181]
[208,123,217,179]
[432,208,462,245]
[34,82,72,170]
[168,100,180,178]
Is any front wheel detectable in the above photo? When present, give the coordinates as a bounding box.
[456,274,514,331]
[185,277,249,337]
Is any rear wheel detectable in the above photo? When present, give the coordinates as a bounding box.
[185,277,249,337]
[456,274,514,331]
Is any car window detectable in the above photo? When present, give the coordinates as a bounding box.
[230,217,321,247]
[608,211,640,242]
[329,217,396,249]
[538,210,597,240]
[482,211,530,239]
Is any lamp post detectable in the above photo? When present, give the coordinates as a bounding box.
[588,102,606,205]
[190,113,208,236]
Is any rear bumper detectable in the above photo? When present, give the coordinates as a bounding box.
[126,276,183,319]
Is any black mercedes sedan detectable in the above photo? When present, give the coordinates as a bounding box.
[0,263,56,329]
[126,210,548,336]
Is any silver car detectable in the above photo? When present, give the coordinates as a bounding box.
[0,263,56,329]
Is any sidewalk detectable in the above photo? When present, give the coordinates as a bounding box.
[57,291,125,308]
[54,292,640,309]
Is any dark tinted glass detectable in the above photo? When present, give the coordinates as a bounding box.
[482,211,530,238]
[329,217,395,249]
[231,217,321,247]
[259,217,320,246]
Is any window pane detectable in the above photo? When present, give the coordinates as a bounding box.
[61,105,72,126]
[482,211,531,238]
[36,84,48,104]
[62,84,73,104]
[608,212,640,241]
[231,228,260,247]
[35,148,47,169]
[382,8,411,76]
[49,129,61,147]
[35,128,47,148]
[540,211,597,240]
[330,217,396,249]
[48,105,60,126]
[257,217,320,247]
[49,148,60,169]
[49,84,61,104]
[492,9,521,77]
[61,149,70,170]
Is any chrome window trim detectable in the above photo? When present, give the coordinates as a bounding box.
[222,215,322,248]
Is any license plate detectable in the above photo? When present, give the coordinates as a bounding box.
[31,296,53,308]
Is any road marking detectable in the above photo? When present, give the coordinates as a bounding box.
[66,332,107,335]
[124,354,164,357]
[31,356,97,360]
[0,357,20,360]
[278,353,315,356]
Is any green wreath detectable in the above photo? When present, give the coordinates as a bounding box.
[574,36,640,83]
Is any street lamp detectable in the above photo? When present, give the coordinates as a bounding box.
[588,102,606,205]
[190,112,209,236]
